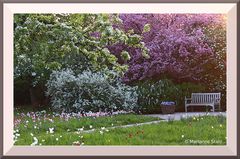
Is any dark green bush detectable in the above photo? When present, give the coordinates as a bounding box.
[137,79,177,114]
[136,79,206,113]
[174,82,206,112]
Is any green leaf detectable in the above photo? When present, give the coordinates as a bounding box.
[143,23,151,33]
[121,51,131,61]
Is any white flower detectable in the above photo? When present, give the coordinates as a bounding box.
[31,137,38,146]
[18,54,25,59]
[72,141,80,145]
[101,127,105,130]
[16,133,20,137]
[48,119,54,123]
[220,124,223,127]
[89,125,93,129]
[42,139,45,142]
[81,142,84,145]
[67,129,70,132]
[49,128,54,134]
[181,135,184,138]
[80,136,83,139]
[111,123,114,126]
[60,135,62,138]
[211,126,214,129]
[105,129,109,132]
[56,138,59,141]
[34,137,38,142]
[30,133,34,137]
[78,127,84,131]
[32,72,36,76]
[99,131,104,135]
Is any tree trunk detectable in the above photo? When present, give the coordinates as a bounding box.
[29,87,39,109]
[29,84,50,110]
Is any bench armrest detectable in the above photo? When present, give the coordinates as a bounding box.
[185,97,192,104]
[215,98,221,103]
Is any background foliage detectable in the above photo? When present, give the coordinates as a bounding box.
[136,79,206,113]
[14,13,227,113]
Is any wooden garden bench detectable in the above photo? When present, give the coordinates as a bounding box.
[185,93,221,112]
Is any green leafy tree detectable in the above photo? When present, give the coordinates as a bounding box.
[14,14,147,107]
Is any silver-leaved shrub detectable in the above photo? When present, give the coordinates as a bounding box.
[46,69,138,113]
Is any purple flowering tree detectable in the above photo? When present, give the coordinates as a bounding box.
[108,14,226,87]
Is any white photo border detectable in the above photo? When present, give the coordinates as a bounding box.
[3,3,237,156]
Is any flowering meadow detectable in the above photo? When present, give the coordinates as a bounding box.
[14,108,226,145]
[14,109,160,145]
[14,13,226,145]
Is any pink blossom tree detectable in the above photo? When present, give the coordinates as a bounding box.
[108,14,226,89]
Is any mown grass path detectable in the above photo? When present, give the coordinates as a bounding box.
[73,120,165,134]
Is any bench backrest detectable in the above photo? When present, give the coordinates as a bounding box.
[191,93,221,104]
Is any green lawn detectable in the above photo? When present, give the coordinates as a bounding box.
[14,111,161,145]
[14,112,226,145]
[82,116,226,145]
